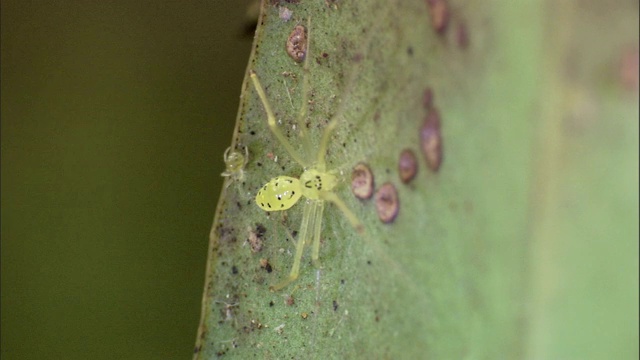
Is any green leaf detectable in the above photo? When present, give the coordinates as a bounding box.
[195,1,638,358]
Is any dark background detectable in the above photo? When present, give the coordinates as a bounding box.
[1,1,254,358]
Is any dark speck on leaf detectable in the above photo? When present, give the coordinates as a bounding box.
[256,223,267,237]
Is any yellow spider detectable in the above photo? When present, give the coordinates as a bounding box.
[250,18,363,291]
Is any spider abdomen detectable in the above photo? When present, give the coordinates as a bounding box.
[255,176,303,211]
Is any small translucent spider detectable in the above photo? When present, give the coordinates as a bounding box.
[221,146,248,188]
[250,18,364,291]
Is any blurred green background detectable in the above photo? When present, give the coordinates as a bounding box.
[2,1,254,358]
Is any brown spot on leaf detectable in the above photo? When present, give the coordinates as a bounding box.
[426,0,449,34]
[351,162,375,199]
[279,6,293,21]
[248,229,263,252]
[286,294,295,306]
[398,149,418,184]
[456,22,469,49]
[423,88,434,109]
[286,24,307,62]
[375,182,399,223]
[620,47,639,91]
[248,223,267,252]
[260,258,272,273]
[420,108,443,172]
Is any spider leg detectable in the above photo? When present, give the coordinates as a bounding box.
[316,25,378,170]
[296,17,313,159]
[315,61,361,170]
[311,200,325,267]
[250,71,309,168]
[320,191,364,234]
[271,200,318,291]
